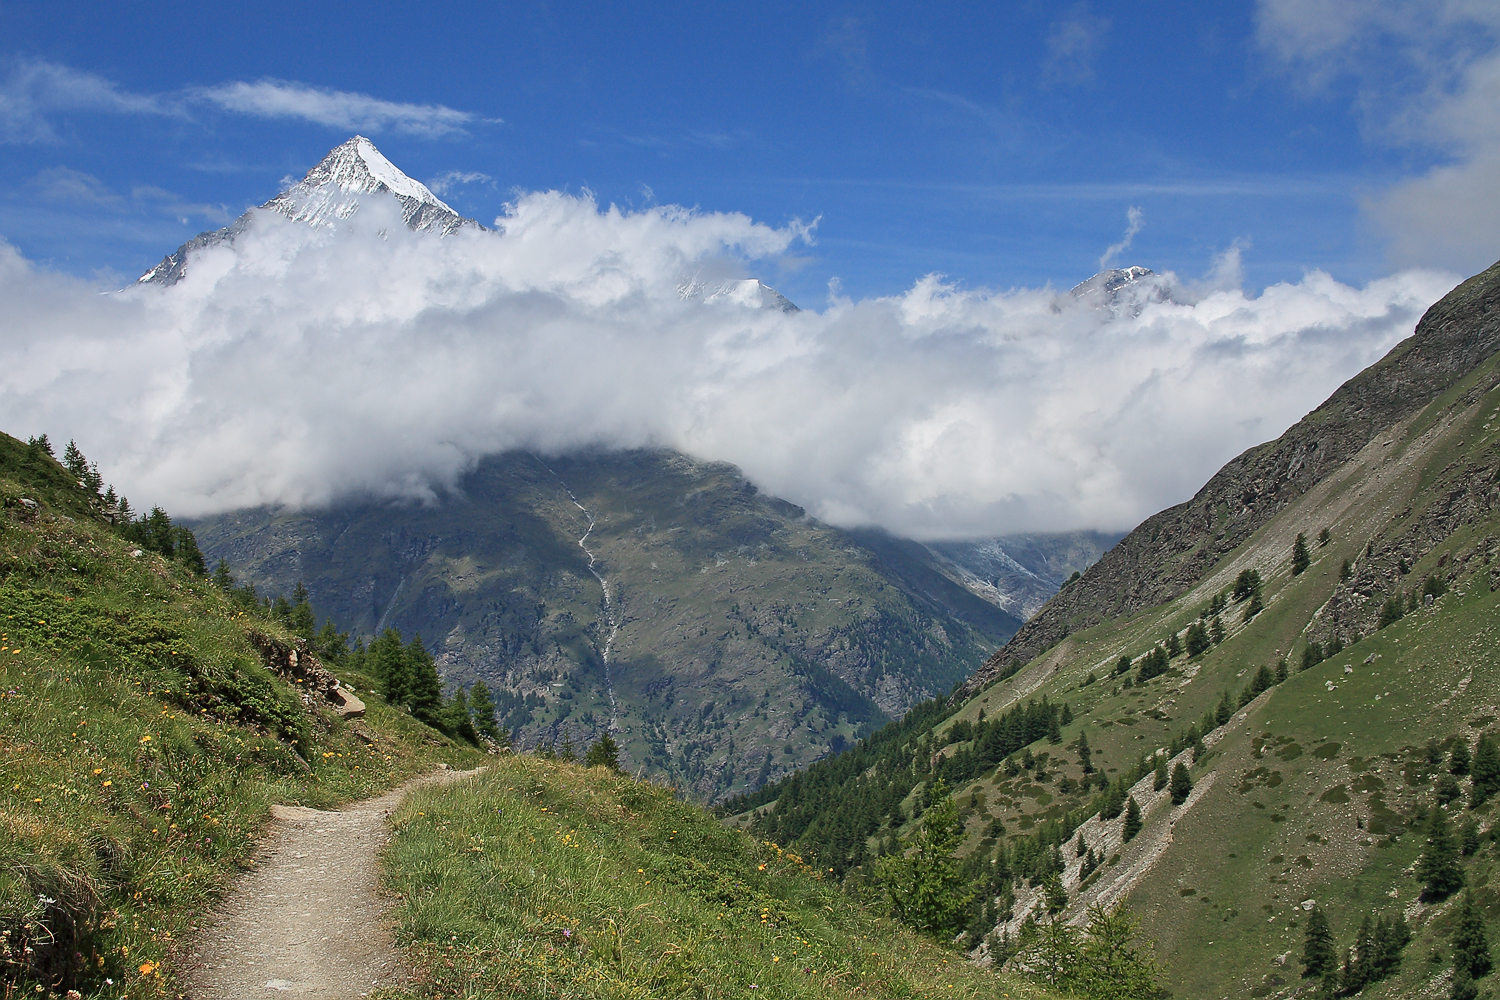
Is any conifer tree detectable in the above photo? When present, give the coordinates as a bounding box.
[444,687,478,744]
[1453,965,1479,1000]
[62,439,87,479]
[405,635,443,727]
[1116,655,1133,676]
[874,779,974,938]
[1074,902,1162,998]
[1099,777,1126,820]
[1077,730,1094,774]
[1452,739,1473,776]
[1169,763,1192,805]
[1344,914,1375,994]
[368,629,411,707]
[469,680,501,740]
[1123,795,1142,841]
[1419,806,1465,902]
[1452,890,1492,980]
[1185,621,1211,657]
[1209,615,1225,645]
[1233,569,1262,601]
[1154,755,1168,791]
[1165,631,1182,658]
[289,581,316,639]
[312,620,349,666]
[585,733,622,771]
[1292,533,1311,575]
[558,733,578,762]
[1302,907,1337,980]
[1471,735,1500,807]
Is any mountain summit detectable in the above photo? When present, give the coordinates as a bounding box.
[262,135,470,236]
[135,137,794,309]
[136,136,479,286]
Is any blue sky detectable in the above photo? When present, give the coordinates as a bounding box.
[0,2,1495,536]
[3,1,1496,305]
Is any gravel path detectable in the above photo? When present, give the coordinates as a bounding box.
[182,767,480,999]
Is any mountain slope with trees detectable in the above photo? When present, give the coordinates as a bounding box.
[963,261,1497,696]
[190,449,1024,802]
[734,257,1500,999]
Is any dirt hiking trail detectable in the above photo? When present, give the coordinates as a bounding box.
[183,767,481,999]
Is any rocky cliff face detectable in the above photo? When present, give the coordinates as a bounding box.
[961,259,1500,697]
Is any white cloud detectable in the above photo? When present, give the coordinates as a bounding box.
[0,192,1456,539]
[0,60,166,143]
[194,80,478,138]
[0,60,483,143]
[1257,0,1500,272]
[426,170,494,196]
[1098,206,1143,270]
[1043,4,1111,88]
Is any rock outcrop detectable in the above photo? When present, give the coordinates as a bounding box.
[246,630,365,718]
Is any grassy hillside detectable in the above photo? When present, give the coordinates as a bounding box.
[740,264,1500,999]
[190,449,1022,802]
[0,431,484,998]
[380,753,1059,1000]
[1,432,1057,1000]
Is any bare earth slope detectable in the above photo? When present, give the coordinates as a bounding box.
[183,768,480,1000]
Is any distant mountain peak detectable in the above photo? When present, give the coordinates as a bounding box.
[262,135,465,234]
[677,277,799,313]
[137,135,478,286]
[1069,265,1173,315]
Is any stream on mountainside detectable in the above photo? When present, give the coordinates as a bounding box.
[536,462,621,732]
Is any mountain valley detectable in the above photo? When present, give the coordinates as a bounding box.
[737,258,1500,999]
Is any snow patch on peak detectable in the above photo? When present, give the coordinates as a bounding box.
[265,135,466,233]
[1068,265,1173,316]
[678,277,799,313]
[345,136,453,211]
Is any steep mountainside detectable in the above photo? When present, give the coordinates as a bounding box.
[963,262,1492,696]
[190,449,1022,802]
[739,258,1500,1000]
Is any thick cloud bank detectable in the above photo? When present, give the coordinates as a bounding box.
[0,192,1457,538]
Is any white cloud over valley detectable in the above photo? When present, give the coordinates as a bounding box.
[0,191,1456,539]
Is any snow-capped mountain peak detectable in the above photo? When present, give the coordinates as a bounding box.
[677,277,799,313]
[137,136,477,286]
[1068,265,1173,316]
[262,135,464,233]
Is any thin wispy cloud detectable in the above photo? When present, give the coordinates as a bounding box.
[0,60,165,143]
[194,80,481,137]
[0,60,486,144]
[1043,4,1111,88]
[425,170,493,196]
[1098,206,1144,269]
[29,167,232,226]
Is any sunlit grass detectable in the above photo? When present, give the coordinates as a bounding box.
[383,755,1061,999]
